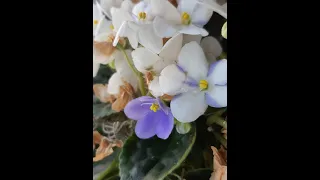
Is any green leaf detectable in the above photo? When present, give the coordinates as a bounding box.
[93,65,114,85]
[119,124,196,180]
[184,168,212,180]
[93,148,120,180]
[93,103,116,119]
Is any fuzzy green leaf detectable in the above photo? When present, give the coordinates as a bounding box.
[119,124,196,180]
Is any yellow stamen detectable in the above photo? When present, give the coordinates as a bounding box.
[110,24,114,30]
[150,103,159,112]
[199,80,208,91]
[94,20,99,25]
[181,12,191,25]
[138,12,147,20]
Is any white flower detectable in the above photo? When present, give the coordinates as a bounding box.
[93,3,103,35]
[96,0,123,19]
[108,49,138,94]
[198,0,227,19]
[159,41,227,122]
[111,2,163,54]
[93,17,118,65]
[182,35,223,64]
[151,0,214,38]
[200,36,223,63]
[131,33,183,96]
[93,62,100,77]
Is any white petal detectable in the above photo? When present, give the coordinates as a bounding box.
[197,0,227,19]
[178,41,208,81]
[93,4,102,34]
[159,64,186,95]
[221,21,227,39]
[93,62,100,77]
[207,59,227,85]
[206,85,227,107]
[131,48,164,73]
[148,76,164,97]
[179,24,208,36]
[120,0,135,11]
[107,72,124,95]
[114,50,139,91]
[94,32,112,42]
[177,0,198,15]
[138,24,163,54]
[113,21,138,48]
[94,17,113,37]
[153,16,178,38]
[99,0,122,19]
[182,34,201,45]
[159,33,183,63]
[132,1,154,21]
[171,91,208,122]
[200,36,222,58]
[111,7,133,31]
[191,3,213,27]
[150,0,181,24]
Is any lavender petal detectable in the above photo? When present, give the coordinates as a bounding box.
[135,112,158,139]
[124,96,155,121]
[156,110,174,140]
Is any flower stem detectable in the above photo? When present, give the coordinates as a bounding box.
[213,131,227,149]
[118,45,146,96]
[207,115,227,129]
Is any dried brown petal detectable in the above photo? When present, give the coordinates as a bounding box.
[145,71,154,85]
[163,38,171,45]
[94,41,116,57]
[210,146,227,180]
[93,84,109,103]
[111,80,135,112]
[168,0,178,7]
[161,94,173,101]
[131,0,140,4]
[93,131,103,145]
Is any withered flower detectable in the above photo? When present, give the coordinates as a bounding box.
[210,146,227,180]
[93,131,123,162]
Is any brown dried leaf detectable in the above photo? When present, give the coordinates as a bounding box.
[131,0,140,4]
[93,137,124,162]
[111,80,135,112]
[163,37,171,45]
[210,146,227,180]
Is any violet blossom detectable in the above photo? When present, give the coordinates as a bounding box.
[124,96,174,139]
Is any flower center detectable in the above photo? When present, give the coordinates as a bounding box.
[138,12,147,20]
[93,20,99,25]
[150,103,159,112]
[181,12,191,25]
[110,24,114,30]
[199,80,208,91]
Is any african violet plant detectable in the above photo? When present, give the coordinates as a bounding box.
[93,0,227,179]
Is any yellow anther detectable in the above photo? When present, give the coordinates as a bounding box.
[150,103,160,112]
[199,80,208,91]
[181,12,191,25]
[110,24,114,30]
[93,20,99,25]
[138,12,147,20]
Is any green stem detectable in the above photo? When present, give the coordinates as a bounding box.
[118,46,146,96]
[213,131,227,149]
[207,115,227,129]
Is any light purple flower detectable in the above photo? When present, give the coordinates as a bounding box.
[124,96,174,139]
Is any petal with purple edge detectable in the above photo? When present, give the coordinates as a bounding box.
[156,110,174,139]
[171,91,208,123]
[205,85,227,108]
[135,112,158,139]
[124,96,155,121]
[207,59,227,85]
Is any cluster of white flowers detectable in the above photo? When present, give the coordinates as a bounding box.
[93,0,227,123]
